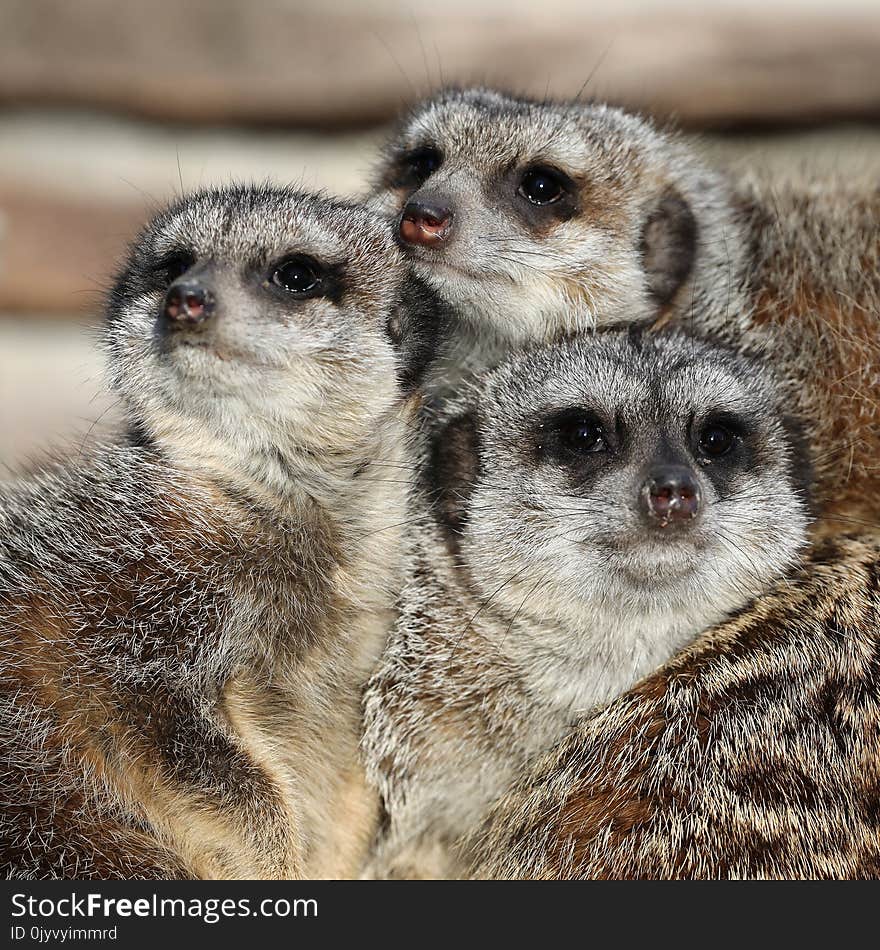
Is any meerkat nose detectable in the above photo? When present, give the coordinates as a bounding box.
[640,465,702,527]
[163,281,215,327]
[399,200,453,247]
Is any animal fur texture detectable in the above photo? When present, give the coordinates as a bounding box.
[0,184,438,879]
[368,87,879,880]
[362,330,812,879]
[370,87,880,527]
[470,531,880,880]
[700,172,880,531]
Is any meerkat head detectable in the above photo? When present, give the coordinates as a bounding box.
[106,185,437,486]
[373,87,741,343]
[430,329,811,637]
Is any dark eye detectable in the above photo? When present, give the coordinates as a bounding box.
[270,256,323,296]
[555,413,607,456]
[518,166,565,205]
[699,423,736,458]
[155,252,193,287]
[404,146,442,184]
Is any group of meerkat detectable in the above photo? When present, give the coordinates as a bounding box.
[2,87,879,881]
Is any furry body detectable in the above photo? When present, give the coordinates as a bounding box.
[1,185,434,879]
[363,331,810,878]
[471,532,880,880]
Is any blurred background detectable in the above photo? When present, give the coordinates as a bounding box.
[2,0,880,471]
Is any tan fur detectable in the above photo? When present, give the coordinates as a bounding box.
[2,467,399,878]
[365,93,879,879]
[372,89,880,529]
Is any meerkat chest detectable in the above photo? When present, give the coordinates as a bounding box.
[405,610,700,859]
[512,608,703,720]
[222,601,391,878]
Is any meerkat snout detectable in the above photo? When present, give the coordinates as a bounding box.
[639,464,702,527]
[399,197,454,247]
[1,184,444,880]
[163,278,215,327]
[637,417,740,526]
[440,329,811,614]
[101,183,448,480]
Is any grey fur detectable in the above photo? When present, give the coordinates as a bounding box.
[470,531,880,880]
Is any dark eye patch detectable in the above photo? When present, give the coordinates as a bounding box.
[690,410,760,499]
[271,256,322,295]
[693,411,751,464]
[699,422,736,458]
[536,408,612,463]
[512,164,578,229]
[519,166,567,205]
[387,144,443,190]
[152,251,194,289]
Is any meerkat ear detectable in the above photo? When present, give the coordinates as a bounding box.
[426,411,481,551]
[639,188,698,308]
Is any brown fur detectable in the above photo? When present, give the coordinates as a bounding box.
[371,89,879,529]
[677,172,880,530]
[367,88,880,881]
[363,331,812,879]
[1,462,398,878]
[470,533,880,879]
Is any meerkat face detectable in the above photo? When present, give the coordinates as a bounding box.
[431,330,811,633]
[372,88,709,343]
[106,185,435,465]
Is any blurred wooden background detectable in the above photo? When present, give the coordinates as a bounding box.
[1,0,879,467]
[4,0,880,127]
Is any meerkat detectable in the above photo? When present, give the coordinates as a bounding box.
[0,184,438,880]
[362,328,812,879]
[370,87,880,526]
[470,529,880,880]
